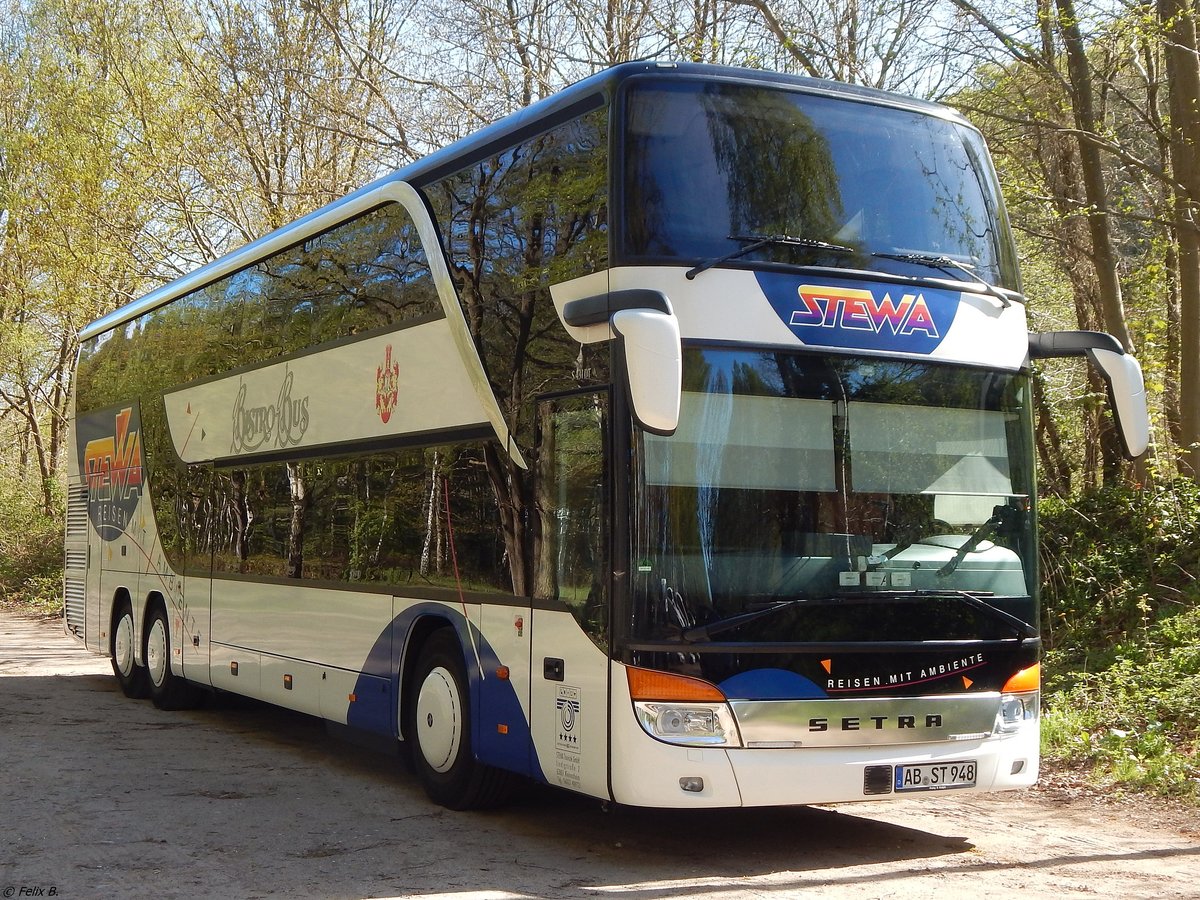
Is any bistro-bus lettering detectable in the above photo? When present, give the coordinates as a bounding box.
[231,367,310,453]
[789,285,939,338]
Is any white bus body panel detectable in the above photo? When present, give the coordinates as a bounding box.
[180,574,211,685]
[554,266,1030,372]
[727,730,1038,807]
[207,579,395,718]
[529,608,611,799]
[163,320,490,466]
[479,603,532,735]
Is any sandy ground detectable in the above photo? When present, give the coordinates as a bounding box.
[1,607,1198,900]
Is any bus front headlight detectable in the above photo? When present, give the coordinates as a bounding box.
[634,702,741,746]
[997,664,1040,734]
[997,691,1039,734]
[626,666,743,747]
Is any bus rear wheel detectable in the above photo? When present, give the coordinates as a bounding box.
[111,601,149,699]
[144,605,201,710]
[407,628,516,810]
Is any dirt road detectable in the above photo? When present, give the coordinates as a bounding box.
[2,608,1197,900]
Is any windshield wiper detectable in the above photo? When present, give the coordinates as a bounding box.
[678,590,1036,645]
[840,589,1037,642]
[937,503,1022,578]
[871,251,1011,307]
[681,599,806,643]
[933,590,1038,641]
[686,233,855,280]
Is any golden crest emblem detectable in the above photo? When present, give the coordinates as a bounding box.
[376,344,399,424]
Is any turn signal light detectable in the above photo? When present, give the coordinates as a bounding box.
[1002,663,1040,693]
[626,666,726,702]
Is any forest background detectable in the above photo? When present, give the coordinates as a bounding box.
[2,0,1200,797]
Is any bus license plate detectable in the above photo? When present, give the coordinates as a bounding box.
[894,760,977,792]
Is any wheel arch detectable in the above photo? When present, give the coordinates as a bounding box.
[397,613,462,743]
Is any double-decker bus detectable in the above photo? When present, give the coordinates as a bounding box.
[64,61,1149,810]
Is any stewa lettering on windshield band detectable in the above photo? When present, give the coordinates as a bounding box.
[756,273,962,355]
[790,286,939,337]
[231,367,311,454]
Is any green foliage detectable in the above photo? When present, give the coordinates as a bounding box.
[1039,478,1200,661]
[0,477,63,614]
[1040,479,1200,798]
[1041,605,1200,798]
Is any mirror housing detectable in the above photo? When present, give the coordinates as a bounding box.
[559,289,682,435]
[1028,331,1149,458]
[612,307,682,435]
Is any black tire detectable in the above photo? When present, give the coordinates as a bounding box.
[144,605,202,711]
[406,628,516,809]
[111,600,150,699]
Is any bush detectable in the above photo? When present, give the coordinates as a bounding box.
[1039,478,1200,798]
[1041,605,1200,798]
[0,479,64,615]
[1039,478,1200,663]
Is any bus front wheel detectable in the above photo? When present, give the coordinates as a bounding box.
[407,628,515,809]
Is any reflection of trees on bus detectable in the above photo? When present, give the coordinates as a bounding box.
[426,107,610,596]
[75,105,611,599]
[700,85,843,244]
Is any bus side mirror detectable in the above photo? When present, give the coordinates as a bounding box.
[1086,347,1149,458]
[1029,331,1149,458]
[558,289,682,436]
[612,308,682,436]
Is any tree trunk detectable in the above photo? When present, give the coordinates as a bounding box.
[1160,0,1200,476]
[420,451,440,577]
[229,470,249,569]
[1055,0,1134,354]
[285,462,307,578]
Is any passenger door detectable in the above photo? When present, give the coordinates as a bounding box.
[529,390,612,798]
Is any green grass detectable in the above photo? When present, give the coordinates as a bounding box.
[1040,607,1200,800]
[1037,479,1200,801]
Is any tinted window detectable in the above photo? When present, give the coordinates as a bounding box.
[424,108,612,596]
[76,202,439,416]
[621,80,1019,290]
[426,108,611,455]
[74,202,443,572]
[192,444,513,593]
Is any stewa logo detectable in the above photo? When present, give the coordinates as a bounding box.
[376,343,399,424]
[231,366,310,454]
[81,406,143,540]
[791,285,938,337]
[756,273,961,355]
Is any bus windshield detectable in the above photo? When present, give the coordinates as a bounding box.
[629,347,1037,646]
[621,78,1020,291]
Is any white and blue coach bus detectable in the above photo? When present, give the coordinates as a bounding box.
[64,62,1149,810]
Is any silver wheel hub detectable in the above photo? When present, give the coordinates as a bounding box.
[114,613,135,677]
[146,618,168,688]
[415,666,460,773]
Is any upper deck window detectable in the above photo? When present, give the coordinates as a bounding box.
[620,79,1019,291]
